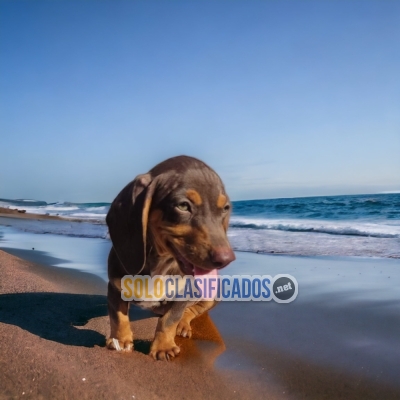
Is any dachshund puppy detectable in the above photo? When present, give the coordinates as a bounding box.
[106,155,235,360]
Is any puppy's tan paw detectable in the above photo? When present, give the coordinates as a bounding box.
[176,320,192,338]
[150,336,180,361]
[106,337,133,352]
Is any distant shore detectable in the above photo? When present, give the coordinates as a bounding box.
[0,206,66,220]
[0,206,105,224]
[0,207,99,223]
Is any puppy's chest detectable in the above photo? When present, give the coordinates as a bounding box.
[133,254,195,313]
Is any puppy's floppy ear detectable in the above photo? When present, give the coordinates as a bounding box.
[106,173,158,275]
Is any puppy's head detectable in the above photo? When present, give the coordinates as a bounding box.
[148,157,235,275]
[106,155,235,276]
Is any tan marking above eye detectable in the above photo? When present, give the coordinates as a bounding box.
[186,189,202,206]
[217,194,227,208]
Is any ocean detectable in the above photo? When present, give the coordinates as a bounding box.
[1,193,399,258]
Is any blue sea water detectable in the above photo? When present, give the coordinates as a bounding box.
[1,193,399,258]
[231,194,400,238]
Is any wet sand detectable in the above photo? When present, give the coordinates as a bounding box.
[0,249,281,400]
[1,226,400,399]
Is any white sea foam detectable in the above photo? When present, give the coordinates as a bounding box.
[227,228,400,258]
[229,217,400,238]
[38,206,79,212]
[1,194,399,258]
[70,212,107,219]
[86,206,107,210]
[0,200,108,218]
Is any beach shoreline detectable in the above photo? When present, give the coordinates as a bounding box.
[1,239,400,399]
[1,249,280,400]
[0,206,72,221]
[2,192,399,259]
[0,206,105,224]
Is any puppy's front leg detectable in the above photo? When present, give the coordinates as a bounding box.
[176,300,217,338]
[150,301,187,361]
[106,282,133,352]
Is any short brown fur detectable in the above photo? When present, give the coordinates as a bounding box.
[106,155,235,360]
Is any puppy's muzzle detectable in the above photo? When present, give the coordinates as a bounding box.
[210,247,236,269]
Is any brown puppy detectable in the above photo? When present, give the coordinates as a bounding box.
[106,155,235,360]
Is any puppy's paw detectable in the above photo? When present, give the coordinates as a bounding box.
[106,337,133,352]
[150,335,180,361]
[176,320,192,338]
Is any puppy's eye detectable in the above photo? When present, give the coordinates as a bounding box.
[176,202,191,212]
[222,204,230,213]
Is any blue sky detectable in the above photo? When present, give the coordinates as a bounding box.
[1,0,399,202]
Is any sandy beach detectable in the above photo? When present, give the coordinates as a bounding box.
[1,217,400,399]
[0,249,269,400]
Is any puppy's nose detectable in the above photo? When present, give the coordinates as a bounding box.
[210,247,236,268]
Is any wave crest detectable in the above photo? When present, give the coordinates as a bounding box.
[229,218,400,238]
